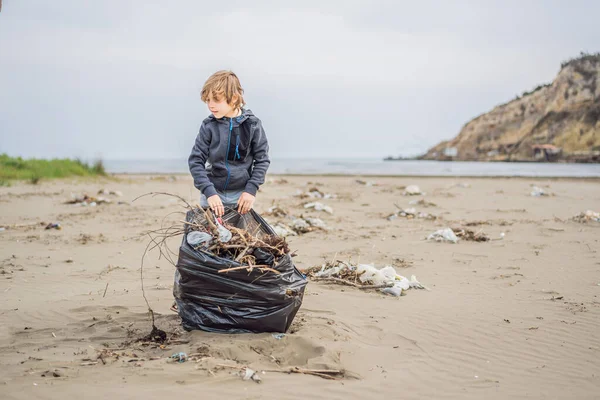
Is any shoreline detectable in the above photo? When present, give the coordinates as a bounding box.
[107,172,600,181]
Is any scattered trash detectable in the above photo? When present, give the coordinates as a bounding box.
[269,178,289,185]
[452,227,490,242]
[408,199,437,207]
[290,218,310,233]
[403,185,422,196]
[295,187,336,199]
[66,194,111,206]
[454,183,471,188]
[392,257,413,268]
[264,205,289,218]
[304,217,327,230]
[272,223,298,238]
[215,219,233,243]
[270,216,328,237]
[356,179,377,187]
[186,231,212,247]
[386,213,398,221]
[293,217,328,233]
[305,261,428,296]
[98,189,123,197]
[573,210,600,223]
[171,352,187,363]
[0,227,6,232]
[272,333,286,340]
[530,186,548,197]
[387,206,436,221]
[242,367,262,383]
[44,222,61,230]
[427,228,459,243]
[41,369,62,378]
[304,202,333,214]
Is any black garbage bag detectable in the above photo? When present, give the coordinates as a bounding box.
[173,207,307,333]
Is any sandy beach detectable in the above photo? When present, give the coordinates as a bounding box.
[0,174,599,399]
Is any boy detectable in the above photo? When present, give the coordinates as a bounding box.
[189,71,270,216]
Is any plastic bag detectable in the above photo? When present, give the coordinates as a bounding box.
[427,228,459,243]
[174,207,307,333]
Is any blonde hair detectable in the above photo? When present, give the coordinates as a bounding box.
[201,70,245,109]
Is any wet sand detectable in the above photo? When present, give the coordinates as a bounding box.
[0,174,599,399]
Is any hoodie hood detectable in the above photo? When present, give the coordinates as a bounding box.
[206,108,254,127]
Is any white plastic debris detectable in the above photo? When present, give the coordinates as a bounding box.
[573,210,600,223]
[404,185,422,196]
[315,264,345,278]
[584,210,600,222]
[356,264,396,286]
[295,188,336,199]
[399,207,416,217]
[356,179,377,187]
[215,220,232,243]
[291,218,311,233]
[314,262,427,297]
[304,202,333,214]
[381,285,403,296]
[242,367,262,383]
[273,224,297,238]
[186,231,212,247]
[305,217,328,230]
[530,186,547,197]
[427,228,459,243]
[409,275,425,289]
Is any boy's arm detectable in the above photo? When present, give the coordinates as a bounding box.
[244,120,271,196]
[188,124,218,198]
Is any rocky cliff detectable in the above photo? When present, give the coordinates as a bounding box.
[422,53,600,162]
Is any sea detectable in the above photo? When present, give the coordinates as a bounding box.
[103,158,600,178]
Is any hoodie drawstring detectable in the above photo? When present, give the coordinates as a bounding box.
[235,135,241,160]
[223,117,234,190]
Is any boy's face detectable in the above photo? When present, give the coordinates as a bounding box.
[206,93,237,119]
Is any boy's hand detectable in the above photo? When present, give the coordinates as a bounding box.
[207,195,224,217]
[237,192,255,215]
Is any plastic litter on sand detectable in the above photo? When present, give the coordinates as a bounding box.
[427,228,459,243]
[306,262,428,296]
[304,202,333,214]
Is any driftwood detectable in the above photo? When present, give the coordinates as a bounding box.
[218,265,280,275]
[214,364,345,380]
[263,367,345,380]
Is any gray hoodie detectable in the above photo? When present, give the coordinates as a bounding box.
[188,108,270,198]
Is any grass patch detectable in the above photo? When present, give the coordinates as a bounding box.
[0,154,107,183]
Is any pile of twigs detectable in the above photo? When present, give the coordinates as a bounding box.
[304,260,393,290]
[184,207,290,274]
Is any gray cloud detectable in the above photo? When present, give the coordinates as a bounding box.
[1,0,598,160]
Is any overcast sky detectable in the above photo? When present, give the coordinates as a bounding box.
[1,0,598,160]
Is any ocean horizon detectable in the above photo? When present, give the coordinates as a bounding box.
[103,158,600,178]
